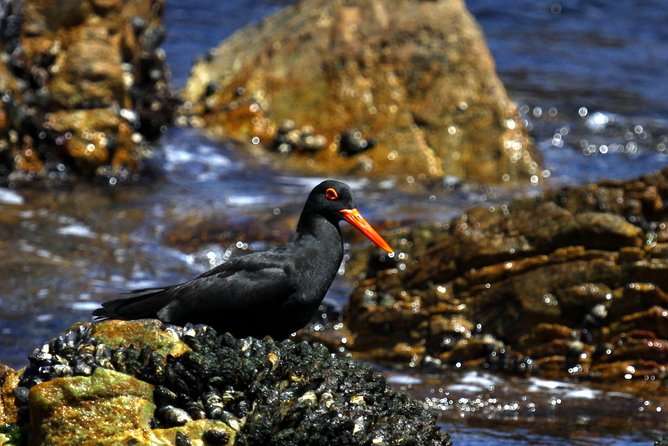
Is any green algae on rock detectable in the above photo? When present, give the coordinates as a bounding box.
[29,368,156,445]
[90,319,191,358]
[0,423,23,446]
[181,0,540,185]
[10,320,451,445]
[329,168,668,393]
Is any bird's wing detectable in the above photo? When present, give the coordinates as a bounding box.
[194,248,292,279]
[92,285,174,320]
[157,250,299,321]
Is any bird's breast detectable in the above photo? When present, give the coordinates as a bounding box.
[290,247,341,304]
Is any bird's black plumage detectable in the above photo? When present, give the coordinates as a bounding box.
[93,180,392,338]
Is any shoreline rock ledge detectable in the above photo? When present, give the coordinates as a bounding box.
[181,0,541,184]
[333,167,668,395]
[0,320,451,445]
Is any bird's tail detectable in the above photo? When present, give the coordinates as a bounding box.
[92,286,174,321]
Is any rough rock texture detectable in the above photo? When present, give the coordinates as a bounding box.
[334,168,668,392]
[29,368,156,445]
[0,363,20,425]
[0,0,173,182]
[3,320,450,445]
[182,0,540,184]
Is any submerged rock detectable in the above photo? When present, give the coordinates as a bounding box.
[0,0,173,183]
[181,0,540,185]
[332,168,668,393]
[3,320,451,445]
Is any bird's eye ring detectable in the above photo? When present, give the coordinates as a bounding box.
[325,188,339,200]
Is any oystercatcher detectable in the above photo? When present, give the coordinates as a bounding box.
[93,180,392,338]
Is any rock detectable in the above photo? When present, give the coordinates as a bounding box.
[28,365,235,445]
[7,320,451,445]
[181,0,540,184]
[331,167,668,391]
[48,25,125,109]
[0,363,21,425]
[0,423,22,445]
[29,368,156,445]
[90,319,190,358]
[0,0,173,182]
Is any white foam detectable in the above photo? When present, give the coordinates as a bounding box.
[19,241,65,262]
[0,188,24,205]
[526,377,571,392]
[445,384,485,393]
[70,301,101,311]
[564,388,598,400]
[226,195,266,206]
[459,371,501,388]
[164,143,231,171]
[527,377,600,400]
[57,223,95,238]
[585,111,612,131]
[386,374,422,385]
[123,279,163,290]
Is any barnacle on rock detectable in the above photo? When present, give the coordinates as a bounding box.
[15,320,451,445]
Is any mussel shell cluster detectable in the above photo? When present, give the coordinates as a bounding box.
[339,130,377,157]
[16,321,450,445]
[272,120,327,155]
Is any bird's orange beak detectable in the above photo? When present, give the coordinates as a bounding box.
[339,208,393,254]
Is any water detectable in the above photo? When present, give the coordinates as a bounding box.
[468,0,668,186]
[385,368,665,445]
[2,0,668,444]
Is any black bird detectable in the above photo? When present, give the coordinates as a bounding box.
[93,180,393,338]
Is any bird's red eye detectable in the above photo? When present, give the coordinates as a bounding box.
[325,188,339,200]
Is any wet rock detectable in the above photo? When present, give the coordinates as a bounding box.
[29,368,156,445]
[10,320,450,445]
[334,168,668,392]
[181,0,540,184]
[0,363,21,425]
[0,0,173,182]
[0,423,22,445]
[90,318,190,358]
[605,306,668,340]
[271,121,328,156]
[339,129,377,157]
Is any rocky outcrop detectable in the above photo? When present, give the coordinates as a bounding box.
[182,0,540,184]
[330,168,668,392]
[1,320,451,445]
[0,363,20,426]
[0,0,173,182]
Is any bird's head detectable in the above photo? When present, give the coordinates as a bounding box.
[306,180,393,254]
